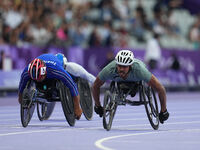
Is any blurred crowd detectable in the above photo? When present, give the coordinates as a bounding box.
[0,0,200,49]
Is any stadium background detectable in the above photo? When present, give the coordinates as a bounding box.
[0,1,200,150]
[0,0,200,93]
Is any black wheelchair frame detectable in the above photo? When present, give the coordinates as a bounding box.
[103,81,159,131]
[20,77,93,128]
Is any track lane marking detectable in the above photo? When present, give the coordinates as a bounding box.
[95,128,200,150]
[0,121,200,136]
[1,114,200,122]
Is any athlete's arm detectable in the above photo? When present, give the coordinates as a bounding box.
[49,67,79,97]
[18,67,31,104]
[148,74,167,112]
[92,77,105,106]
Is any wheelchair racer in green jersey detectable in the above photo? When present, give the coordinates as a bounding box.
[92,50,169,124]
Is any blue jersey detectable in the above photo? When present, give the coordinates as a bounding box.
[18,54,79,97]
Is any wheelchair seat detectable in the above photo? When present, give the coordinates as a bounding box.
[117,81,140,97]
[35,79,59,100]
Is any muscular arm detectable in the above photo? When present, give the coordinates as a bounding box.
[148,74,167,112]
[49,68,79,97]
[92,77,105,106]
[18,67,30,104]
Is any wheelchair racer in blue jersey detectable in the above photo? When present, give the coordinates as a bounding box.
[18,54,82,120]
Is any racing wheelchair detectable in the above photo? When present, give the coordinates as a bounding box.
[102,81,159,131]
[20,77,93,127]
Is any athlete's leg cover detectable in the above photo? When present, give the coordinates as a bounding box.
[65,62,96,84]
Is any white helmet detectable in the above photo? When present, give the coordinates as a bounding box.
[115,50,134,66]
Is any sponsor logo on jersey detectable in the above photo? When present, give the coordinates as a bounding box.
[44,60,56,65]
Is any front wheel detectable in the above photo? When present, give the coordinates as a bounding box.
[37,102,47,121]
[43,102,56,120]
[103,91,117,131]
[37,102,56,121]
[141,85,159,130]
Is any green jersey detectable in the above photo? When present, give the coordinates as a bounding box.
[98,59,152,83]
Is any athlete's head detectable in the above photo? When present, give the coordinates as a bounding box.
[28,58,46,82]
[115,50,134,79]
[55,53,68,69]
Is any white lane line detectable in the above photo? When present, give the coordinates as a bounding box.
[0,128,68,136]
[1,109,200,118]
[1,121,200,136]
[95,128,200,150]
[1,114,200,122]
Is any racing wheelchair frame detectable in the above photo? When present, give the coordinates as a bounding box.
[20,77,93,127]
[103,81,159,131]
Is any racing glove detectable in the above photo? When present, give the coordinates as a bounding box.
[159,109,169,124]
[94,105,103,117]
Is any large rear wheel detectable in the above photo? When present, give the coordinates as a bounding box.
[58,81,75,126]
[78,78,93,120]
[141,85,159,130]
[20,85,36,127]
[103,91,117,131]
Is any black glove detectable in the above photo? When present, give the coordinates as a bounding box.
[159,109,169,124]
[94,105,103,117]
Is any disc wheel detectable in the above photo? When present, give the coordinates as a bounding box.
[37,102,56,121]
[78,78,93,120]
[142,85,159,130]
[43,102,56,120]
[103,91,117,131]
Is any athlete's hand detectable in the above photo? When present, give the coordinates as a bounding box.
[94,105,103,117]
[18,93,23,104]
[159,109,169,124]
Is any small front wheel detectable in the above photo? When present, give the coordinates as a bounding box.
[103,91,117,131]
[37,102,47,121]
[37,102,56,121]
[43,102,56,120]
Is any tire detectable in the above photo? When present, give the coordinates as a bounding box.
[37,102,56,121]
[58,81,75,126]
[43,102,56,120]
[20,83,36,127]
[141,84,159,130]
[103,91,117,131]
[37,102,47,121]
[77,78,93,120]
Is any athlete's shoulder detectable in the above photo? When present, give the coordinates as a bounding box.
[132,58,147,69]
[36,54,63,70]
[102,60,116,72]
[37,53,56,60]
[105,60,116,68]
